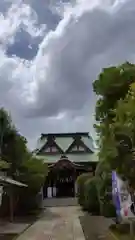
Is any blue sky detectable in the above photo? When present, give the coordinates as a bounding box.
[0,0,135,148]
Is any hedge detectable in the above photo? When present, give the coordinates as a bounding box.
[84,177,100,214]
[76,173,93,207]
[77,171,116,218]
[98,174,116,218]
[102,201,116,218]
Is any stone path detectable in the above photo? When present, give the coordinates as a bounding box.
[0,222,29,234]
[43,197,78,207]
[16,206,85,240]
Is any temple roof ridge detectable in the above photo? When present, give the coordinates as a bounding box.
[40,132,90,139]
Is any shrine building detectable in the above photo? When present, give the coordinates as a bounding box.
[34,132,98,198]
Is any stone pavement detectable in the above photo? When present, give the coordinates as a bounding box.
[43,197,78,207]
[0,222,29,234]
[16,206,85,240]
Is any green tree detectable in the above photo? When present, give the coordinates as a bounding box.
[19,157,48,193]
[0,160,9,170]
[16,157,48,212]
[110,86,135,186]
[0,108,28,177]
[0,107,48,214]
[93,62,135,164]
[3,130,29,177]
[93,62,135,121]
[93,63,135,188]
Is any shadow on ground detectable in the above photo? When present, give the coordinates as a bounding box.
[0,210,43,240]
[0,233,18,240]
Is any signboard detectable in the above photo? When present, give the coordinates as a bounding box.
[112,171,135,221]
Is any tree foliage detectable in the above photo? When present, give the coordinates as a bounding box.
[0,108,28,177]
[110,87,135,186]
[93,62,135,186]
[77,62,135,217]
[84,177,100,214]
[76,173,93,207]
[93,62,135,121]
[0,107,48,214]
[0,160,9,170]
[19,157,48,193]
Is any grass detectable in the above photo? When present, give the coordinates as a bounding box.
[79,211,135,240]
[109,223,135,240]
[109,229,135,240]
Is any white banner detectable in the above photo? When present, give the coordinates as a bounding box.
[47,187,52,198]
[112,171,135,220]
[0,186,3,206]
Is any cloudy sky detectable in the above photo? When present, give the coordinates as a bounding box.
[0,0,135,149]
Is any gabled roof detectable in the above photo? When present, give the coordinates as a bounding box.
[57,137,73,151]
[65,137,93,153]
[37,137,64,155]
[40,132,89,138]
[36,132,96,155]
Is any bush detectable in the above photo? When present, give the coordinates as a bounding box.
[76,171,116,217]
[17,192,41,214]
[99,174,116,218]
[76,173,93,207]
[15,158,48,214]
[84,177,100,214]
[102,201,116,218]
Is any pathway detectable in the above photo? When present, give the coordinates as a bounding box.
[16,206,85,240]
[43,197,78,207]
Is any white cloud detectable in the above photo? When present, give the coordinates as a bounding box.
[0,0,135,148]
[0,2,46,46]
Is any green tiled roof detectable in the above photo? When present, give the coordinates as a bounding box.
[37,138,47,149]
[55,137,73,151]
[36,153,98,163]
[37,134,96,153]
[82,136,95,152]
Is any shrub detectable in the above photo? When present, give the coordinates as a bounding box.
[76,173,93,207]
[102,201,116,218]
[17,192,41,214]
[99,174,116,218]
[16,158,48,214]
[84,177,100,214]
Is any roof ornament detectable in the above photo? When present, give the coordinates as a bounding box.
[60,155,68,160]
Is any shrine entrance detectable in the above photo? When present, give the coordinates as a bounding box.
[52,158,76,198]
[43,156,94,199]
[45,157,76,198]
[56,168,75,197]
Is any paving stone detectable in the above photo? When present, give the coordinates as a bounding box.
[0,223,30,234]
[16,206,85,240]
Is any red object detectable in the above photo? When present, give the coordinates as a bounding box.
[124,208,128,216]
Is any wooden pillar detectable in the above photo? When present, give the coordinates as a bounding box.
[75,181,77,196]
[9,186,14,222]
[73,168,76,197]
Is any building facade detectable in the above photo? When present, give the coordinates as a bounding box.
[34,132,98,198]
